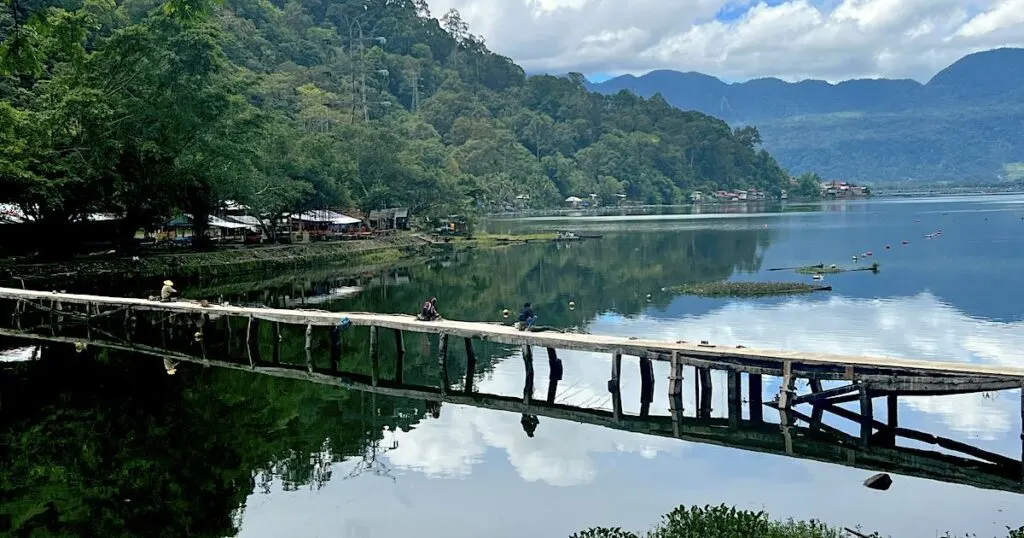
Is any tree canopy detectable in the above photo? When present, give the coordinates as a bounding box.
[1,0,792,252]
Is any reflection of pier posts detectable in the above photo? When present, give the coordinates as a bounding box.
[522,345,534,405]
[463,338,476,393]
[1020,383,1023,485]
[438,334,449,396]
[809,378,824,430]
[639,356,654,417]
[748,373,763,422]
[609,353,622,421]
[887,394,898,428]
[546,348,561,404]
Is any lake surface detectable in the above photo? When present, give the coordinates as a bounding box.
[3,195,1024,537]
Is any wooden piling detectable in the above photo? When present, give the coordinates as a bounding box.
[272,322,281,364]
[464,337,476,393]
[438,334,449,395]
[860,386,874,446]
[304,324,312,350]
[748,373,763,422]
[610,352,623,421]
[546,347,562,404]
[639,356,654,417]
[887,394,898,429]
[1020,382,1023,485]
[369,326,379,386]
[698,367,713,417]
[668,352,683,397]
[522,344,534,405]
[779,361,796,410]
[394,330,405,384]
[728,370,741,427]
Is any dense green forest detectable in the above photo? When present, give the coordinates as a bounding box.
[0,0,790,246]
[588,48,1024,183]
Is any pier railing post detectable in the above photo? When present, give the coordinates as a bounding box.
[698,367,712,418]
[522,345,534,405]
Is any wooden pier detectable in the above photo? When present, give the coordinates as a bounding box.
[2,285,1024,489]
[3,327,1023,494]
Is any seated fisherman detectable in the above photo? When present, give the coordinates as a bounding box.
[517,302,537,330]
[419,297,441,321]
[160,279,178,302]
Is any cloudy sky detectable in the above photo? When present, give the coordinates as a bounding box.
[423,0,1024,82]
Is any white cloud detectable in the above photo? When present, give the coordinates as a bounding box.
[423,0,1024,81]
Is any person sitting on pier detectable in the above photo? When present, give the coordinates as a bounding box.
[160,280,178,302]
[419,297,441,321]
[516,302,537,331]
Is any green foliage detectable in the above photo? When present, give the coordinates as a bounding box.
[571,505,845,538]
[792,172,822,198]
[1,0,789,257]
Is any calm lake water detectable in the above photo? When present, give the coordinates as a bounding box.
[3,195,1024,537]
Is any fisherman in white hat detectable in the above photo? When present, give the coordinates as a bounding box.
[160,279,178,302]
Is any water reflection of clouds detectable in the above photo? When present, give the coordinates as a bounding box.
[387,292,1023,486]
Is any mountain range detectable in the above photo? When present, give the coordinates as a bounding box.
[585,48,1024,184]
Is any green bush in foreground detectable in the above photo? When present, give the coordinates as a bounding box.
[570,504,1024,538]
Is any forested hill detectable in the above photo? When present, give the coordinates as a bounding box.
[0,0,789,243]
[587,48,1024,183]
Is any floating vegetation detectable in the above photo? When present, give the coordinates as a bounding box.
[663,281,832,298]
[769,262,880,275]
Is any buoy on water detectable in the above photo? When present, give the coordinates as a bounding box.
[885,245,891,250]
[568,301,576,310]
[902,240,909,245]
[502,309,510,318]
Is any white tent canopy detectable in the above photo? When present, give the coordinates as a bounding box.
[564,196,583,203]
[291,210,360,225]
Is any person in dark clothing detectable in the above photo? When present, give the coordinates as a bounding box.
[517,302,536,330]
[420,297,440,321]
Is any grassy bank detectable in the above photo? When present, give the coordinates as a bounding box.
[0,235,429,288]
[0,232,576,289]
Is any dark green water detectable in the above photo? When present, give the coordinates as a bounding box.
[3,195,1024,537]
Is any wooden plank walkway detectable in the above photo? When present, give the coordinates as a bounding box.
[2,286,1024,383]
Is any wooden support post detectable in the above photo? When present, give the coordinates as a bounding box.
[610,353,623,421]
[369,326,379,386]
[272,322,281,364]
[639,356,654,417]
[860,385,873,446]
[727,370,741,427]
[85,302,92,340]
[669,393,683,438]
[546,348,561,404]
[698,367,712,418]
[778,361,796,409]
[463,337,476,393]
[304,324,312,350]
[887,394,898,429]
[522,345,534,404]
[668,352,682,397]
[1019,382,1023,485]
[748,373,763,422]
[438,334,449,395]
[394,330,405,384]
